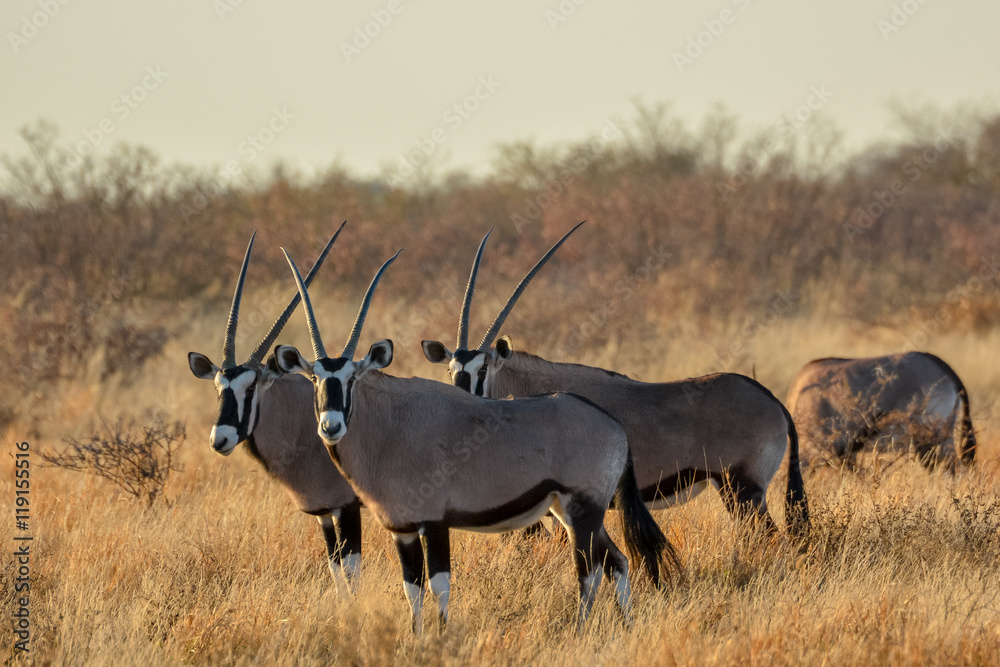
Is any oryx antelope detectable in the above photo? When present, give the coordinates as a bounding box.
[422,226,810,537]
[187,225,363,586]
[786,352,976,467]
[275,248,676,632]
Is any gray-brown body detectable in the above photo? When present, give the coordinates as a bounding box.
[786,351,976,466]
[331,372,628,534]
[276,246,675,632]
[249,371,357,515]
[487,351,808,533]
[187,224,363,585]
[421,224,807,535]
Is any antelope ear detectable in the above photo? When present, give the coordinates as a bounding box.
[188,352,219,380]
[358,340,393,374]
[261,353,283,383]
[274,345,312,375]
[496,335,514,361]
[421,340,453,364]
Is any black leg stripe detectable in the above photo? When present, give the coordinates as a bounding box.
[395,536,425,587]
[420,523,451,578]
[339,500,363,556]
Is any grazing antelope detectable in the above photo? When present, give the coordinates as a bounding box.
[786,352,976,467]
[187,225,363,586]
[422,226,809,537]
[274,248,676,633]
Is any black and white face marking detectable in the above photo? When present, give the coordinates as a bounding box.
[188,353,264,455]
[275,340,393,446]
[423,336,514,398]
[310,357,358,443]
[448,349,492,397]
[210,367,261,454]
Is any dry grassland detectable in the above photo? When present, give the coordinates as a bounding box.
[4,108,1000,664]
[4,309,1000,666]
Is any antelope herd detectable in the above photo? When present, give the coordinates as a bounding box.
[189,222,977,633]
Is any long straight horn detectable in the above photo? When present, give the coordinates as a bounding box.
[222,231,257,369]
[341,250,403,360]
[247,221,346,365]
[282,249,327,360]
[478,221,585,350]
[457,228,492,350]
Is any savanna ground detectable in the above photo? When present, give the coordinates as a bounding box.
[3,103,1000,664]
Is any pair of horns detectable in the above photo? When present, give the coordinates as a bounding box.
[221,221,346,369]
[284,248,402,361]
[456,221,585,352]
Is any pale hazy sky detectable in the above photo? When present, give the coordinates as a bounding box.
[2,1,997,181]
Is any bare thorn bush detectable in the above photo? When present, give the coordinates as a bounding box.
[41,414,186,505]
[807,374,964,473]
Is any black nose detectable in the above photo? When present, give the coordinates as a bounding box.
[454,370,471,392]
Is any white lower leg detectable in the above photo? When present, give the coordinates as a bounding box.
[325,553,360,594]
[341,553,361,593]
[612,568,633,626]
[429,571,451,625]
[327,555,342,579]
[404,582,425,634]
[578,567,603,628]
[319,514,357,592]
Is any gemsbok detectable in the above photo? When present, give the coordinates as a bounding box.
[786,352,976,468]
[187,225,363,586]
[422,226,810,537]
[274,248,677,633]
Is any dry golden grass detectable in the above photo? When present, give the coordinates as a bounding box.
[4,307,1000,665]
[4,107,999,665]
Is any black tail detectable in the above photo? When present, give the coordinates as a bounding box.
[779,402,810,539]
[919,353,977,464]
[616,449,680,586]
[957,385,977,464]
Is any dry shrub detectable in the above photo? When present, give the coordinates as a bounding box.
[3,104,1000,436]
[803,370,970,473]
[3,103,1000,664]
[40,413,186,505]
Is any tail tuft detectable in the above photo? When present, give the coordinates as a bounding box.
[616,449,681,586]
[782,405,811,542]
[957,386,977,464]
